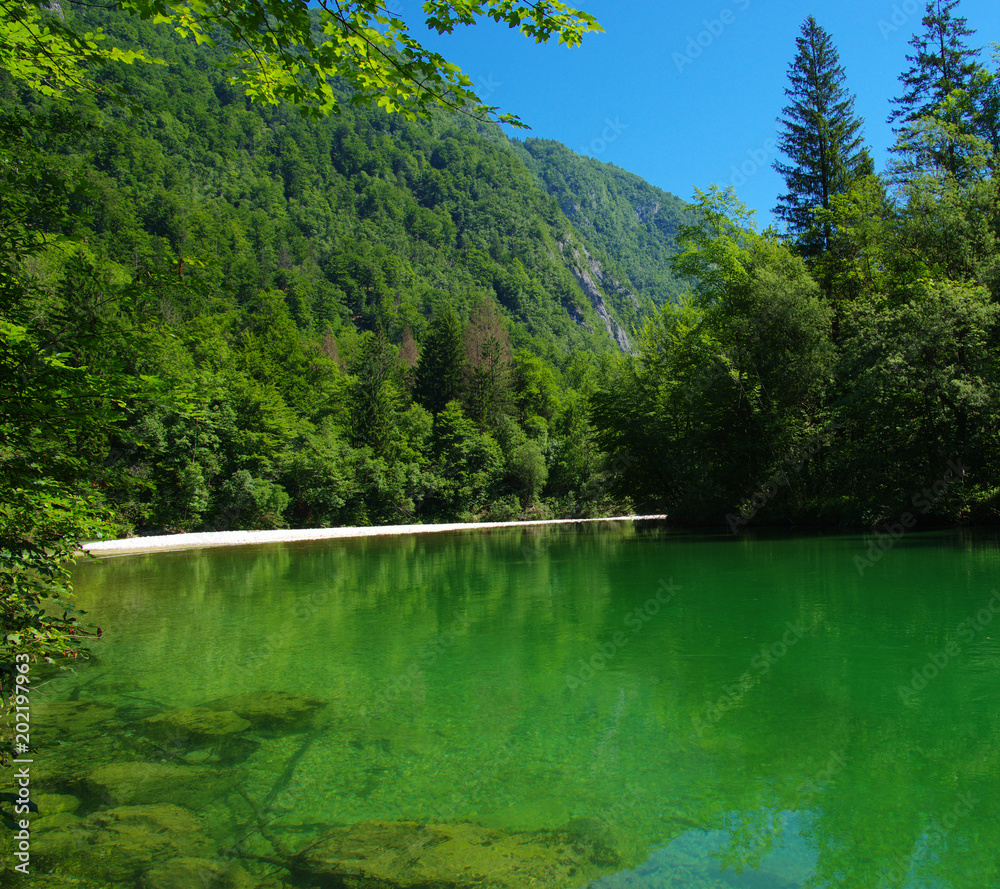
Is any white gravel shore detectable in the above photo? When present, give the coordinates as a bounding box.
[82,515,668,556]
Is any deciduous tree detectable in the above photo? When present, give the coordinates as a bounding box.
[3,0,602,124]
[463,297,511,426]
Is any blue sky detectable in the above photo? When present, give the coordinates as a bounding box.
[414,0,1000,227]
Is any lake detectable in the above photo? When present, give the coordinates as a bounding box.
[20,522,1000,887]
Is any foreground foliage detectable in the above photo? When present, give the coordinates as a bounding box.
[0,106,133,748]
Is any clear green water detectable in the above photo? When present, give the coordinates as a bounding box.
[32,524,1000,885]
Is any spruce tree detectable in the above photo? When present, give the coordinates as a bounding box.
[773,17,870,257]
[414,304,466,415]
[888,0,981,178]
[349,328,399,458]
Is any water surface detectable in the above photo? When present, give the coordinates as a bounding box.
[30,525,1000,886]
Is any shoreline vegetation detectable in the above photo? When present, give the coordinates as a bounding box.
[82,514,669,556]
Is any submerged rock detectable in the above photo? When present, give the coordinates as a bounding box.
[142,857,289,889]
[204,691,327,731]
[181,747,216,764]
[31,700,118,741]
[33,811,84,833]
[33,732,123,797]
[288,819,621,888]
[33,803,212,883]
[85,761,240,808]
[144,707,252,739]
[34,792,82,816]
[137,705,259,764]
[31,792,84,832]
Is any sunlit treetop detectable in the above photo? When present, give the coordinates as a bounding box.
[0,0,603,124]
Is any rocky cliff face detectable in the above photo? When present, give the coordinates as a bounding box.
[565,243,634,353]
[517,137,693,310]
[634,200,661,224]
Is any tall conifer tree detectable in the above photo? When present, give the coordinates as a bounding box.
[888,0,981,178]
[349,328,399,458]
[414,304,466,415]
[773,17,870,257]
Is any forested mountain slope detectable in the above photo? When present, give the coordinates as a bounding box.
[517,139,695,307]
[73,7,681,358]
[2,5,695,535]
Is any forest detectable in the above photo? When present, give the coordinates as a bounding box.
[1,4,697,541]
[3,0,1000,690]
[593,6,1000,529]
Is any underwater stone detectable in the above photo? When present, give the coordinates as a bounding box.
[32,811,84,832]
[33,733,122,797]
[85,761,240,808]
[204,691,327,730]
[181,747,216,764]
[288,819,622,888]
[144,707,252,738]
[32,803,212,883]
[34,792,82,816]
[31,700,118,740]
[143,858,290,889]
